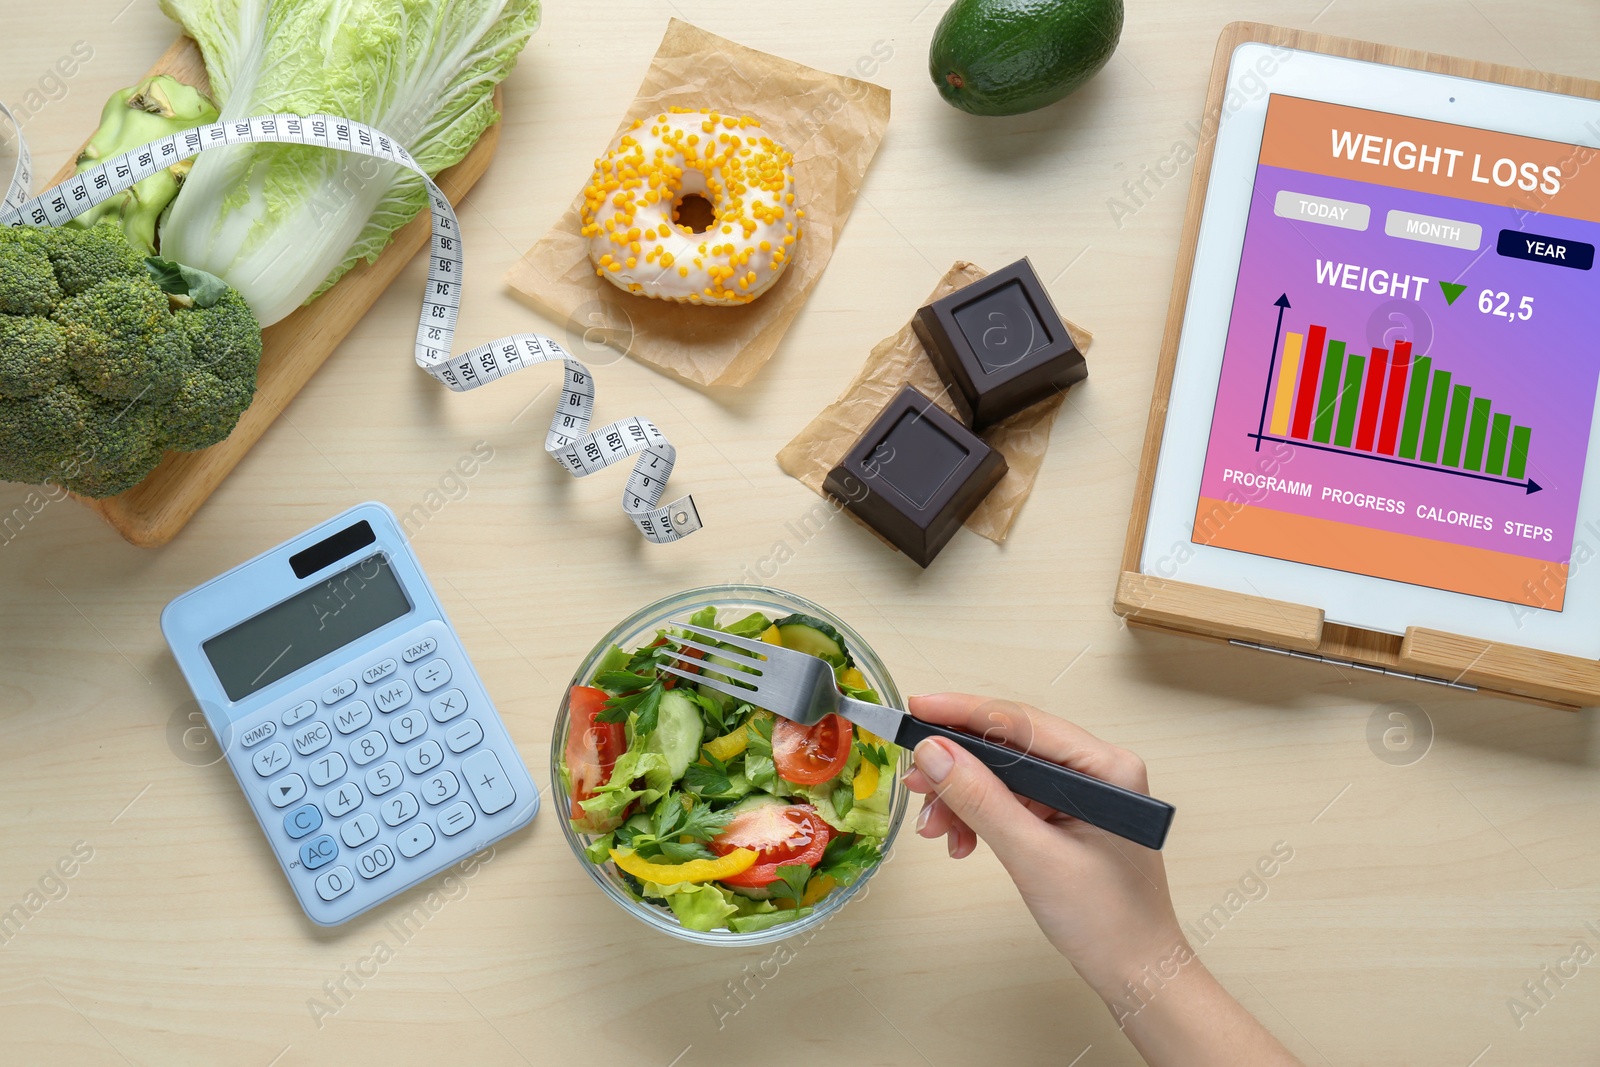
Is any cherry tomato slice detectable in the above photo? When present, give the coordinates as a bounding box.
[772,713,852,785]
[711,803,831,887]
[565,686,627,828]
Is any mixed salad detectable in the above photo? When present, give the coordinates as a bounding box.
[561,606,899,934]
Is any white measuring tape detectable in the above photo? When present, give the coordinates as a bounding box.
[0,105,701,543]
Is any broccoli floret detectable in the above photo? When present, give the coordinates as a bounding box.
[0,317,67,398]
[43,223,147,296]
[0,225,261,498]
[0,230,61,314]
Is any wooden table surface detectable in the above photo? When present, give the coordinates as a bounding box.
[4,2,1599,1064]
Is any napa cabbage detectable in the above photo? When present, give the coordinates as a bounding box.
[157,0,540,326]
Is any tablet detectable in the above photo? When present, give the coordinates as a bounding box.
[1142,43,1600,659]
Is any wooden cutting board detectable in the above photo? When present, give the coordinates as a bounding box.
[45,36,503,547]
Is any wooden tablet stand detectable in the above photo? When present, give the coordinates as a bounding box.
[1115,22,1600,710]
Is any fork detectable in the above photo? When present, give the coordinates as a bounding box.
[661,624,1174,850]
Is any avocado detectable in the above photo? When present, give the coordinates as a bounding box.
[929,0,1124,116]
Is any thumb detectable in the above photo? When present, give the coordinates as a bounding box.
[913,737,1045,859]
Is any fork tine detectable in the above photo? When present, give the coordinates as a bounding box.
[661,664,755,699]
[681,623,769,656]
[669,635,759,667]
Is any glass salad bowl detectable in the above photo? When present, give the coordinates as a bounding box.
[552,585,907,946]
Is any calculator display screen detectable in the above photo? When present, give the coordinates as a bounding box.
[204,554,411,701]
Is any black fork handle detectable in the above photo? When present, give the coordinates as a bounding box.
[896,716,1175,850]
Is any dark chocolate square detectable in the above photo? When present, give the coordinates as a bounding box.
[824,385,1007,567]
[913,257,1087,431]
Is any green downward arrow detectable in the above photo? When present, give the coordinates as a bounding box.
[1439,281,1467,306]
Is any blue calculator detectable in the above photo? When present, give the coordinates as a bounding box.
[162,502,538,925]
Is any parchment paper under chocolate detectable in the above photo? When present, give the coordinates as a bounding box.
[503,19,890,388]
[777,262,1093,545]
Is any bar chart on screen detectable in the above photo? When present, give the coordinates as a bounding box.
[1250,295,1541,494]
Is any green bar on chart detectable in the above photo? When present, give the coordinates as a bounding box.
[1399,356,1432,459]
[1507,425,1532,480]
[1441,384,1471,467]
[1485,412,1512,476]
[1463,398,1491,471]
[1334,354,1365,447]
[1419,369,1452,464]
[1313,340,1346,444]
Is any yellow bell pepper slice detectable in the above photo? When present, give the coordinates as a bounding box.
[838,666,868,691]
[610,847,757,885]
[702,708,773,763]
[853,757,880,801]
[760,624,783,645]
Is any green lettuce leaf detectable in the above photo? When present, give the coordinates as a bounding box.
[641,881,739,933]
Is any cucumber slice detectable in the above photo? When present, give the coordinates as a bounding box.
[772,613,853,669]
[725,882,775,901]
[645,689,703,779]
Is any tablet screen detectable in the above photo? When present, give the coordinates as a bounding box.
[1194,95,1600,611]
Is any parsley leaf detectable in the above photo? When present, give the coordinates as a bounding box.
[632,682,666,736]
[684,761,732,797]
[833,779,855,820]
[818,834,882,887]
[860,743,891,770]
[773,864,812,918]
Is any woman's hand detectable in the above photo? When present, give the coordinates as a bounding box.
[902,692,1183,994]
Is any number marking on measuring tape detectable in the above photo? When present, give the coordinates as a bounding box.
[0,105,700,543]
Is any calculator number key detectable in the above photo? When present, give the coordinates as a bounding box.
[357,843,395,879]
[405,740,443,775]
[340,812,379,849]
[429,688,468,723]
[401,636,437,663]
[390,710,427,745]
[396,822,436,858]
[362,658,398,685]
[268,773,307,808]
[308,751,347,788]
[253,742,291,778]
[283,803,322,840]
[315,866,354,902]
[350,730,387,766]
[373,678,412,714]
[382,791,420,827]
[421,769,459,805]
[365,761,403,796]
[445,718,483,754]
[438,801,476,837]
[333,700,372,735]
[298,834,338,871]
[292,721,332,757]
[462,750,516,815]
[325,781,362,819]
[414,658,452,693]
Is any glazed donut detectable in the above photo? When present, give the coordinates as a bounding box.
[581,108,801,306]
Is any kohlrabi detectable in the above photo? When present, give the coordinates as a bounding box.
[157,0,540,326]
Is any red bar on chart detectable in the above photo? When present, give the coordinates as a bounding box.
[1377,339,1412,455]
[1290,324,1327,440]
[1355,346,1387,451]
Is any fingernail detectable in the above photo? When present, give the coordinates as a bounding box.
[915,804,931,833]
[914,738,953,784]
[946,833,960,858]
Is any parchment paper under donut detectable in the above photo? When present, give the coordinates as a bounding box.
[503,18,890,388]
[778,262,1093,546]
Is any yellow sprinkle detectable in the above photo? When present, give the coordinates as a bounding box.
[678,266,689,277]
